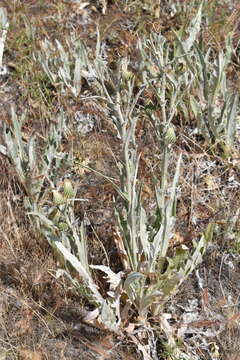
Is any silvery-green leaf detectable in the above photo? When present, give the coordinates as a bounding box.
[56,40,70,70]
[100,300,119,331]
[140,290,163,313]
[194,45,209,101]
[90,265,122,290]
[28,211,57,228]
[55,241,104,306]
[181,223,214,279]
[226,94,238,145]
[190,95,202,119]
[27,135,36,171]
[151,155,181,264]
[139,205,150,260]
[58,66,71,83]
[73,56,82,95]
[161,273,183,297]
[0,7,8,28]
[0,7,8,67]
[181,2,202,53]
[124,272,144,302]
[0,144,7,155]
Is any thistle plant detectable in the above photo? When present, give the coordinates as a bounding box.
[40,41,213,338]
[175,2,239,155]
[138,1,239,156]
[31,178,122,331]
[188,41,239,155]
[28,27,214,339]
[35,37,96,97]
[93,55,214,323]
[2,6,217,345]
[0,4,233,357]
[3,107,67,208]
[138,22,196,143]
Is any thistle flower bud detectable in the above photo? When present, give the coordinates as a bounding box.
[122,69,134,82]
[164,127,176,145]
[58,222,69,231]
[52,190,65,205]
[121,58,133,82]
[63,179,75,199]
